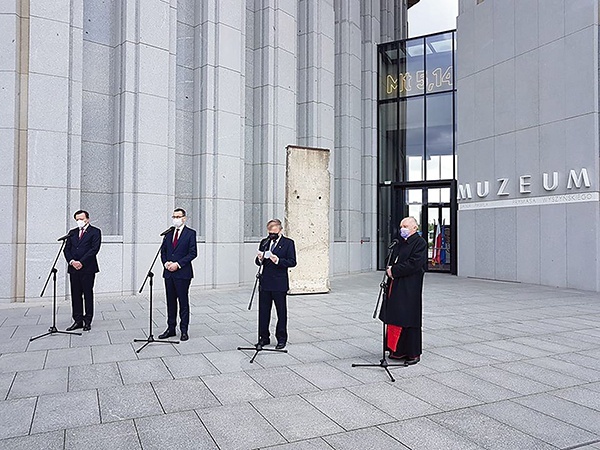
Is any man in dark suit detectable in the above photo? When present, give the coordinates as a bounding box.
[64,210,102,331]
[159,208,197,341]
[379,216,428,365]
[255,219,297,349]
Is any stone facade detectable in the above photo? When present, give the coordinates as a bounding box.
[456,0,600,291]
[0,0,411,302]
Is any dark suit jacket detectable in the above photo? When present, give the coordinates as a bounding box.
[379,233,428,327]
[161,226,198,280]
[255,236,297,292]
[63,225,102,274]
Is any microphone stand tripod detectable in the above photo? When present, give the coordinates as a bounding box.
[134,238,179,353]
[30,238,82,341]
[352,243,406,382]
[238,239,288,363]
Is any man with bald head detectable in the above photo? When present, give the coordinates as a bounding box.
[379,216,428,365]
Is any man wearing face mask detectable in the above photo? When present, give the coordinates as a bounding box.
[159,208,197,341]
[379,216,427,365]
[255,219,297,349]
[64,210,102,331]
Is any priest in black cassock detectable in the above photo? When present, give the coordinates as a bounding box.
[379,216,428,365]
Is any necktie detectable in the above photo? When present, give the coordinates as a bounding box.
[79,229,84,240]
[173,229,179,248]
[270,240,277,252]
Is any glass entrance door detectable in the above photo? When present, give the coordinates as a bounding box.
[380,182,456,274]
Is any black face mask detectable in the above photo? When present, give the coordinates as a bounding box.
[268,232,279,240]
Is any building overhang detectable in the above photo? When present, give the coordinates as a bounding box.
[408,0,421,8]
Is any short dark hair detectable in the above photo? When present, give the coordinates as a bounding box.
[173,208,186,216]
[267,219,282,227]
[74,210,89,219]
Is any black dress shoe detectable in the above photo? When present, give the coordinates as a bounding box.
[158,330,176,339]
[275,342,286,350]
[388,352,406,361]
[180,333,189,341]
[66,322,83,331]
[83,324,91,331]
[256,338,270,347]
[404,356,420,365]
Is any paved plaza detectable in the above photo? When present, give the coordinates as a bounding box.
[0,272,599,449]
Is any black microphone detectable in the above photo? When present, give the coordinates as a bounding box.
[388,239,400,249]
[259,237,270,251]
[160,226,175,236]
[57,230,75,241]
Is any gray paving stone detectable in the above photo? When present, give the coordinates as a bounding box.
[197,402,286,450]
[8,367,67,399]
[0,338,29,354]
[379,416,485,450]
[428,371,520,402]
[205,333,252,351]
[347,381,440,420]
[289,362,362,390]
[475,400,596,448]
[247,366,319,397]
[136,410,215,449]
[203,371,272,405]
[262,438,332,449]
[98,383,163,423]
[0,350,46,373]
[44,346,92,369]
[515,393,600,434]
[552,385,600,411]
[68,362,123,392]
[396,376,481,411]
[312,339,371,359]
[133,341,180,359]
[302,388,395,430]
[172,336,219,354]
[252,395,343,441]
[285,343,343,363]
[324,427,408,450]
[525,357,600,382]
[429,408,557,450]
[204,349,259,373]
[0,397,36,439]
[108,328,147,344]
[65,419,141,450]
[68,330,111,347]
[152,377,220,413]
[31,389,100,434]
[0,430,64,450]
[161,353,219,378]
[117,358,173,384]
[25,333,72,351]
[464,365,553,395]
[91,342,137,364]
[0,372,15,400]
[498,361,586,388]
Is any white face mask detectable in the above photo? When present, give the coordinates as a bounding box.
[76,219,86,229]
[172,218,183,228]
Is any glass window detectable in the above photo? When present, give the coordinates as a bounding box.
[379,43,398,100]
[426,92,454,180]
[400,97,424,181]
[425,32,453,94]
[379,102,398,183]
[399,38,425,97]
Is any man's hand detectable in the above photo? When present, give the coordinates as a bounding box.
[270,254,279,264]
[257,251,264,261]
[72,261,83,270]
[386,266,393,279]
[167,262,179,272]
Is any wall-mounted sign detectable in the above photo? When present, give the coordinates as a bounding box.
[386,66,453,95]
[457,168,596,210]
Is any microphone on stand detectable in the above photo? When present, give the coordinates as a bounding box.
[57,230,75,241]
[388,239,400,249]
[160,226,175,236]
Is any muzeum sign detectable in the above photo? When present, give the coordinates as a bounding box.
[458,168,598,210]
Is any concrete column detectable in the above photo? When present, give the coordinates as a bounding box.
[246,0,297,239]
[198,0,246,287]
[118,0,175,294]
[297,0,335,150]
[361,0,381,270]
[0,2,28,302]
[333,0,363,273]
